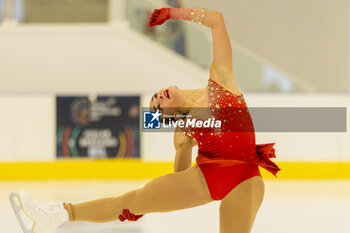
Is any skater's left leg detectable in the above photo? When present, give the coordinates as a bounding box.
[65,166,212,223]
[219,176,264,233]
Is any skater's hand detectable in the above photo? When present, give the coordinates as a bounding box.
[119,209,143,222]
[149,8,171,27]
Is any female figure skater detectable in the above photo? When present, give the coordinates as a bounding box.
[10,7,280,233]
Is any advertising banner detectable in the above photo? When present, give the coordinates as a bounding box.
[57,96,140,159]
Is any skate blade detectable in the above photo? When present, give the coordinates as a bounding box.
[9,193,35,233]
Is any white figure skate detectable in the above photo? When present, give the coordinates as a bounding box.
[9,191,69,233]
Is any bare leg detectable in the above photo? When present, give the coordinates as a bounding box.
[65,166,212,223]
[219,176,265,233]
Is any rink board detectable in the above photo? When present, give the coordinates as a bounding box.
[0,160,349,180]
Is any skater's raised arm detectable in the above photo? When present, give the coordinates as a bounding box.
[204,11,233,83]
[173,127,195,172]
[149,8,233,84]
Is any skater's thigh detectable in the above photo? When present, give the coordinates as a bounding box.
[141,166,212,207]
[219,176,264,233]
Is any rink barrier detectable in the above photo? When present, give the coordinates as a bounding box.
[0,160,349,180]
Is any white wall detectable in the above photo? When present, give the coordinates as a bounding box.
[247,94,350,162]
[0,94,348,162]
[185,0,349,92]
[0,94,55,161]
[1,3,348,94]
[0,23,207,94]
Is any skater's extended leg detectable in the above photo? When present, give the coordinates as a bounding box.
[65,166,212,223]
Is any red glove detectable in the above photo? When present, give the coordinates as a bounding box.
[119,209,143,222]
[149,8,171,27]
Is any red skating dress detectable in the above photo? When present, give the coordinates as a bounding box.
[182,79,281,200]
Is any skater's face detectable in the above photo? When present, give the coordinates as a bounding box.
[149,86,183,115]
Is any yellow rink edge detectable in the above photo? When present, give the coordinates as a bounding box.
[0,160,349,180]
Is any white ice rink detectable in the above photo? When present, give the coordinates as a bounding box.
[1,180,350,233]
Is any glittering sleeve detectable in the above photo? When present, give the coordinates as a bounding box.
[169,8,207,24]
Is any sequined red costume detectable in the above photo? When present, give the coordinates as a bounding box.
[182,79,280,200]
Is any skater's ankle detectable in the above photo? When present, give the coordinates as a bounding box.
[63,203,74,222]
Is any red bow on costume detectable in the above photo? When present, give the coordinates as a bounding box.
[254,143,281,177]
[196,143,281,177]
[119,209,143,222]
